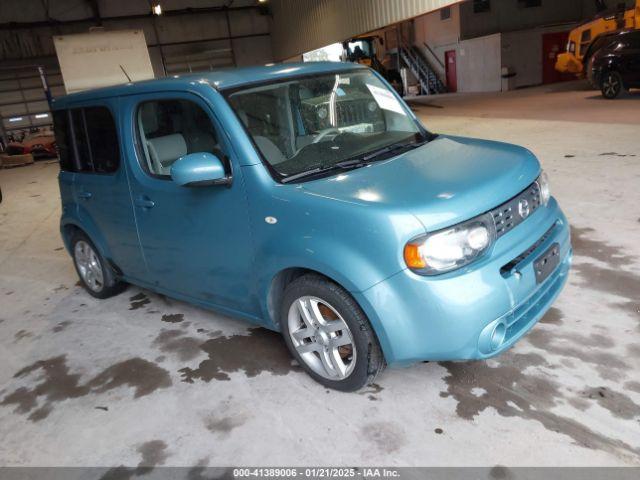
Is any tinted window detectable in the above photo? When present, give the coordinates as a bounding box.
[71,109,93,172]
[137,99,222,177]
[52,106,119,174]
[84,107,120,173]
[53,110,74,171]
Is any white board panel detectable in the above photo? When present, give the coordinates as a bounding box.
[53,29,154,94]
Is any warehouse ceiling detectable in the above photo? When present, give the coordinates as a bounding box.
[0,0,259,24]
[0,0,271,66]
[1,0,462,62]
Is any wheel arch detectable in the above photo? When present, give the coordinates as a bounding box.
[60,220,123,276]
[265,267,349,331]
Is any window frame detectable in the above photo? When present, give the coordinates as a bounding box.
[133,95,233,182]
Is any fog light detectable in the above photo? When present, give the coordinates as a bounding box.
[490,323,506,351]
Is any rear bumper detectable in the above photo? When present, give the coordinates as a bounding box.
[354,198,571,365]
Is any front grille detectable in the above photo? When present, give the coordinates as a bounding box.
[491,181,541,238]
[500,222,557,276]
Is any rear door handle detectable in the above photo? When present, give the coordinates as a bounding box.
[78,191,92,200]
[135,195,155,209]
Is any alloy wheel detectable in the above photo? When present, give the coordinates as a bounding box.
[287,296,356,380]
[603,73,621,98]
[74,240,104,293]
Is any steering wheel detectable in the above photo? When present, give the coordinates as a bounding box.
[312,127,341,144]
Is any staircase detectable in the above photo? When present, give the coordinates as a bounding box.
[398,40,447,95]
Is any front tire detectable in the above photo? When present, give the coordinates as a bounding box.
[601,71,624,99]
[280,274,384,391]
[71,231,126,299]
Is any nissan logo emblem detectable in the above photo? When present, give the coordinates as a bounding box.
[518,199,530,219]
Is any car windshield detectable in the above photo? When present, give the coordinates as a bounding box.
[225,69,427,181]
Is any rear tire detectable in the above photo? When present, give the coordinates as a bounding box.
[71,231,126,299]
[601,71,624,99]
[280,274,385,391]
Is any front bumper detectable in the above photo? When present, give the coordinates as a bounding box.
[354,198,571,366]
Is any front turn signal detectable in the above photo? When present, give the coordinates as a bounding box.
[404,243,427,270]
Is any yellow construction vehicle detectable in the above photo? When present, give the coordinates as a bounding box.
[341,35,404,94]
[555,0,640,75]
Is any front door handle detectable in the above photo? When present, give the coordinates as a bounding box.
[78,191,92,200]
[135,195,155,209]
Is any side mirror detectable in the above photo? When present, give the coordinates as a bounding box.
[170,152,231,187]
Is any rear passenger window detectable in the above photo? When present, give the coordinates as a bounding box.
[84,107,120,173]
[137,99,223,177]
[52,106,119,174]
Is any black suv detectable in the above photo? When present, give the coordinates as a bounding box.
[589,30,640,99]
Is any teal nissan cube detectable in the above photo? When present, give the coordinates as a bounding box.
[53,62,572,391]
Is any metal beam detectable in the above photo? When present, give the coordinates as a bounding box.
[0,5,261,30]
[86,0,102,26]
[146,31,269,49]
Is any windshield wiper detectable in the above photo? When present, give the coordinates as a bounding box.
[356,138,427,163]
[281,137,430,184]
[281,159,367,184]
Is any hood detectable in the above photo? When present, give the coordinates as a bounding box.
[299,135,541,231]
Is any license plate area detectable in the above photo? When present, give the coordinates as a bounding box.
[534,243,560,284]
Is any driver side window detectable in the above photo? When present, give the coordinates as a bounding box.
[137,99,225,177]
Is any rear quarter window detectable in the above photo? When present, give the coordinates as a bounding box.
[52,105,120,174]
[52,110,74,171]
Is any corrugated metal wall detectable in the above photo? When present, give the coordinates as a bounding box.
[270,0,458,61]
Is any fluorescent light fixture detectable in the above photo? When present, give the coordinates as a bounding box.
[9,116,23,122]
[258,0,268,3]
[152,4,162,15]
[35,113,49,119]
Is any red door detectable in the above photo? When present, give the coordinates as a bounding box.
[445,50,457,93]
[542,31,574,84]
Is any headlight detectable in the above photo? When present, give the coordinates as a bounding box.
[404,213,496,275]
[537,171,550,206]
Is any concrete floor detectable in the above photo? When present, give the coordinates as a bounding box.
[0,81,639,468]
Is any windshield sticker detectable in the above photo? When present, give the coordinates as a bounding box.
[366,84,405,115]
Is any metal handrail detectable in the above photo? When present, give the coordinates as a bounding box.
[398,37,446,95]
[422,41,445,70]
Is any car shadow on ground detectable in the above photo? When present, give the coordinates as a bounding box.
[585,90,640,101]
